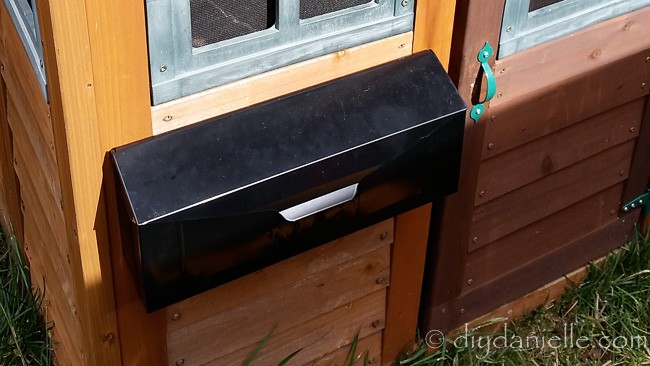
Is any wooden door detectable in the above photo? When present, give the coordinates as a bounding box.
[421,1,650,332]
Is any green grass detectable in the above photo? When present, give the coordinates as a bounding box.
[0,231,53,365]
[396,229,650,366]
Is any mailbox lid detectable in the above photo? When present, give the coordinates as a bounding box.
[112,50,465,226]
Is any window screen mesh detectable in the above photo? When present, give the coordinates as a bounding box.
[190,0,275,47]
[300,0,372,19]
[529,0,565,12]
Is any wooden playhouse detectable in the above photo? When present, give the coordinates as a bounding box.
[0,0,648,364]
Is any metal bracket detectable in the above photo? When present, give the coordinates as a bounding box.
[622,189,650,216]
[470,42,497,123]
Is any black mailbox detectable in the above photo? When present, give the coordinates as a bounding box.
[112,51,466,311]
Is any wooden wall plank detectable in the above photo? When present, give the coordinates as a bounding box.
[476,100,643,204]
[471,141,635,246]
[457,263,595,338]
[0,78,21,239]
[151,32,413,134]
[3,65,59,204]
[22,218,80,366]
[622,96,650,205]
[466,184,624,284]
[382,205,429,363]
[167,245,391,365]
[492,7,650,106]
[484,53,650,159]
[12,144,75,308]
[413,0,457,69]
[165,219,393,332]
[207,290,386,366]
[6,97,67,256]
[314,331,383,366]
[428,214,637,332]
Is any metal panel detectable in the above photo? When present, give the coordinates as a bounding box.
[500,0,650,58]
[147,0,414,104]
[3,0,46,99]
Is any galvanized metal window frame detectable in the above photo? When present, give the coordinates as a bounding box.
[499,0,650,58]
[147,0,414,104]
[3,0,46,98]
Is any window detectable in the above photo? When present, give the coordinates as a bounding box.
[146,0,414,104]
[499,0,650,58]
[3,0,46,98]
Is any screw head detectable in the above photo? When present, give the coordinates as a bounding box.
[160,65,168,73]
[623,207,629,212]
[506,26,512,32]
[640,200,644,204]
[467,279,473,286]
[380,232,388,241]
[479,190,486,197]
[642,82,647,89]
[176,359,185,366]
[172,313,181,321]
[487,142,495,150]
[163,115,173,122]
[401,0,408,6]
[472,237,478,243]
[646,56,650,63]
[482,51,489,58]
[376,277,386,285]
[631,203,636,208]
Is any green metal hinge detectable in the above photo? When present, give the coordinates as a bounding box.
[622,189,650,216]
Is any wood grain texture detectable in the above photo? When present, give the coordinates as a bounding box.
[0,78,21,240]
[165,219,393,332]
[167,245,391,365]
[476,100,643,205]
[6,96,67,259]
[413,0,457,69]
[484,52,650,159]
[382,205,429,364]
[492,6,650,106]
[454,261,596,337]
[425,214,637,332]
[151,32,413,134]
[12,135,73,307]
[314,331,383,366]
[81,0,165,361]
[466,184,624,284]
[622,96,650,206]
[471,141,635,246]
[420,0,506,323]
[0,3,84,363]
[35,0,125,362]
[207,290,386,366]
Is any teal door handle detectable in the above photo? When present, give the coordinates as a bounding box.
[470,42,497,123]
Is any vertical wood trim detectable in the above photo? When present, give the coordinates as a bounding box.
[623,96,650,233]
[413,0,457,69]
[36,0,124,363]
[81,0,166,363]
[382,204,431,363]
[420,0,505,333]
